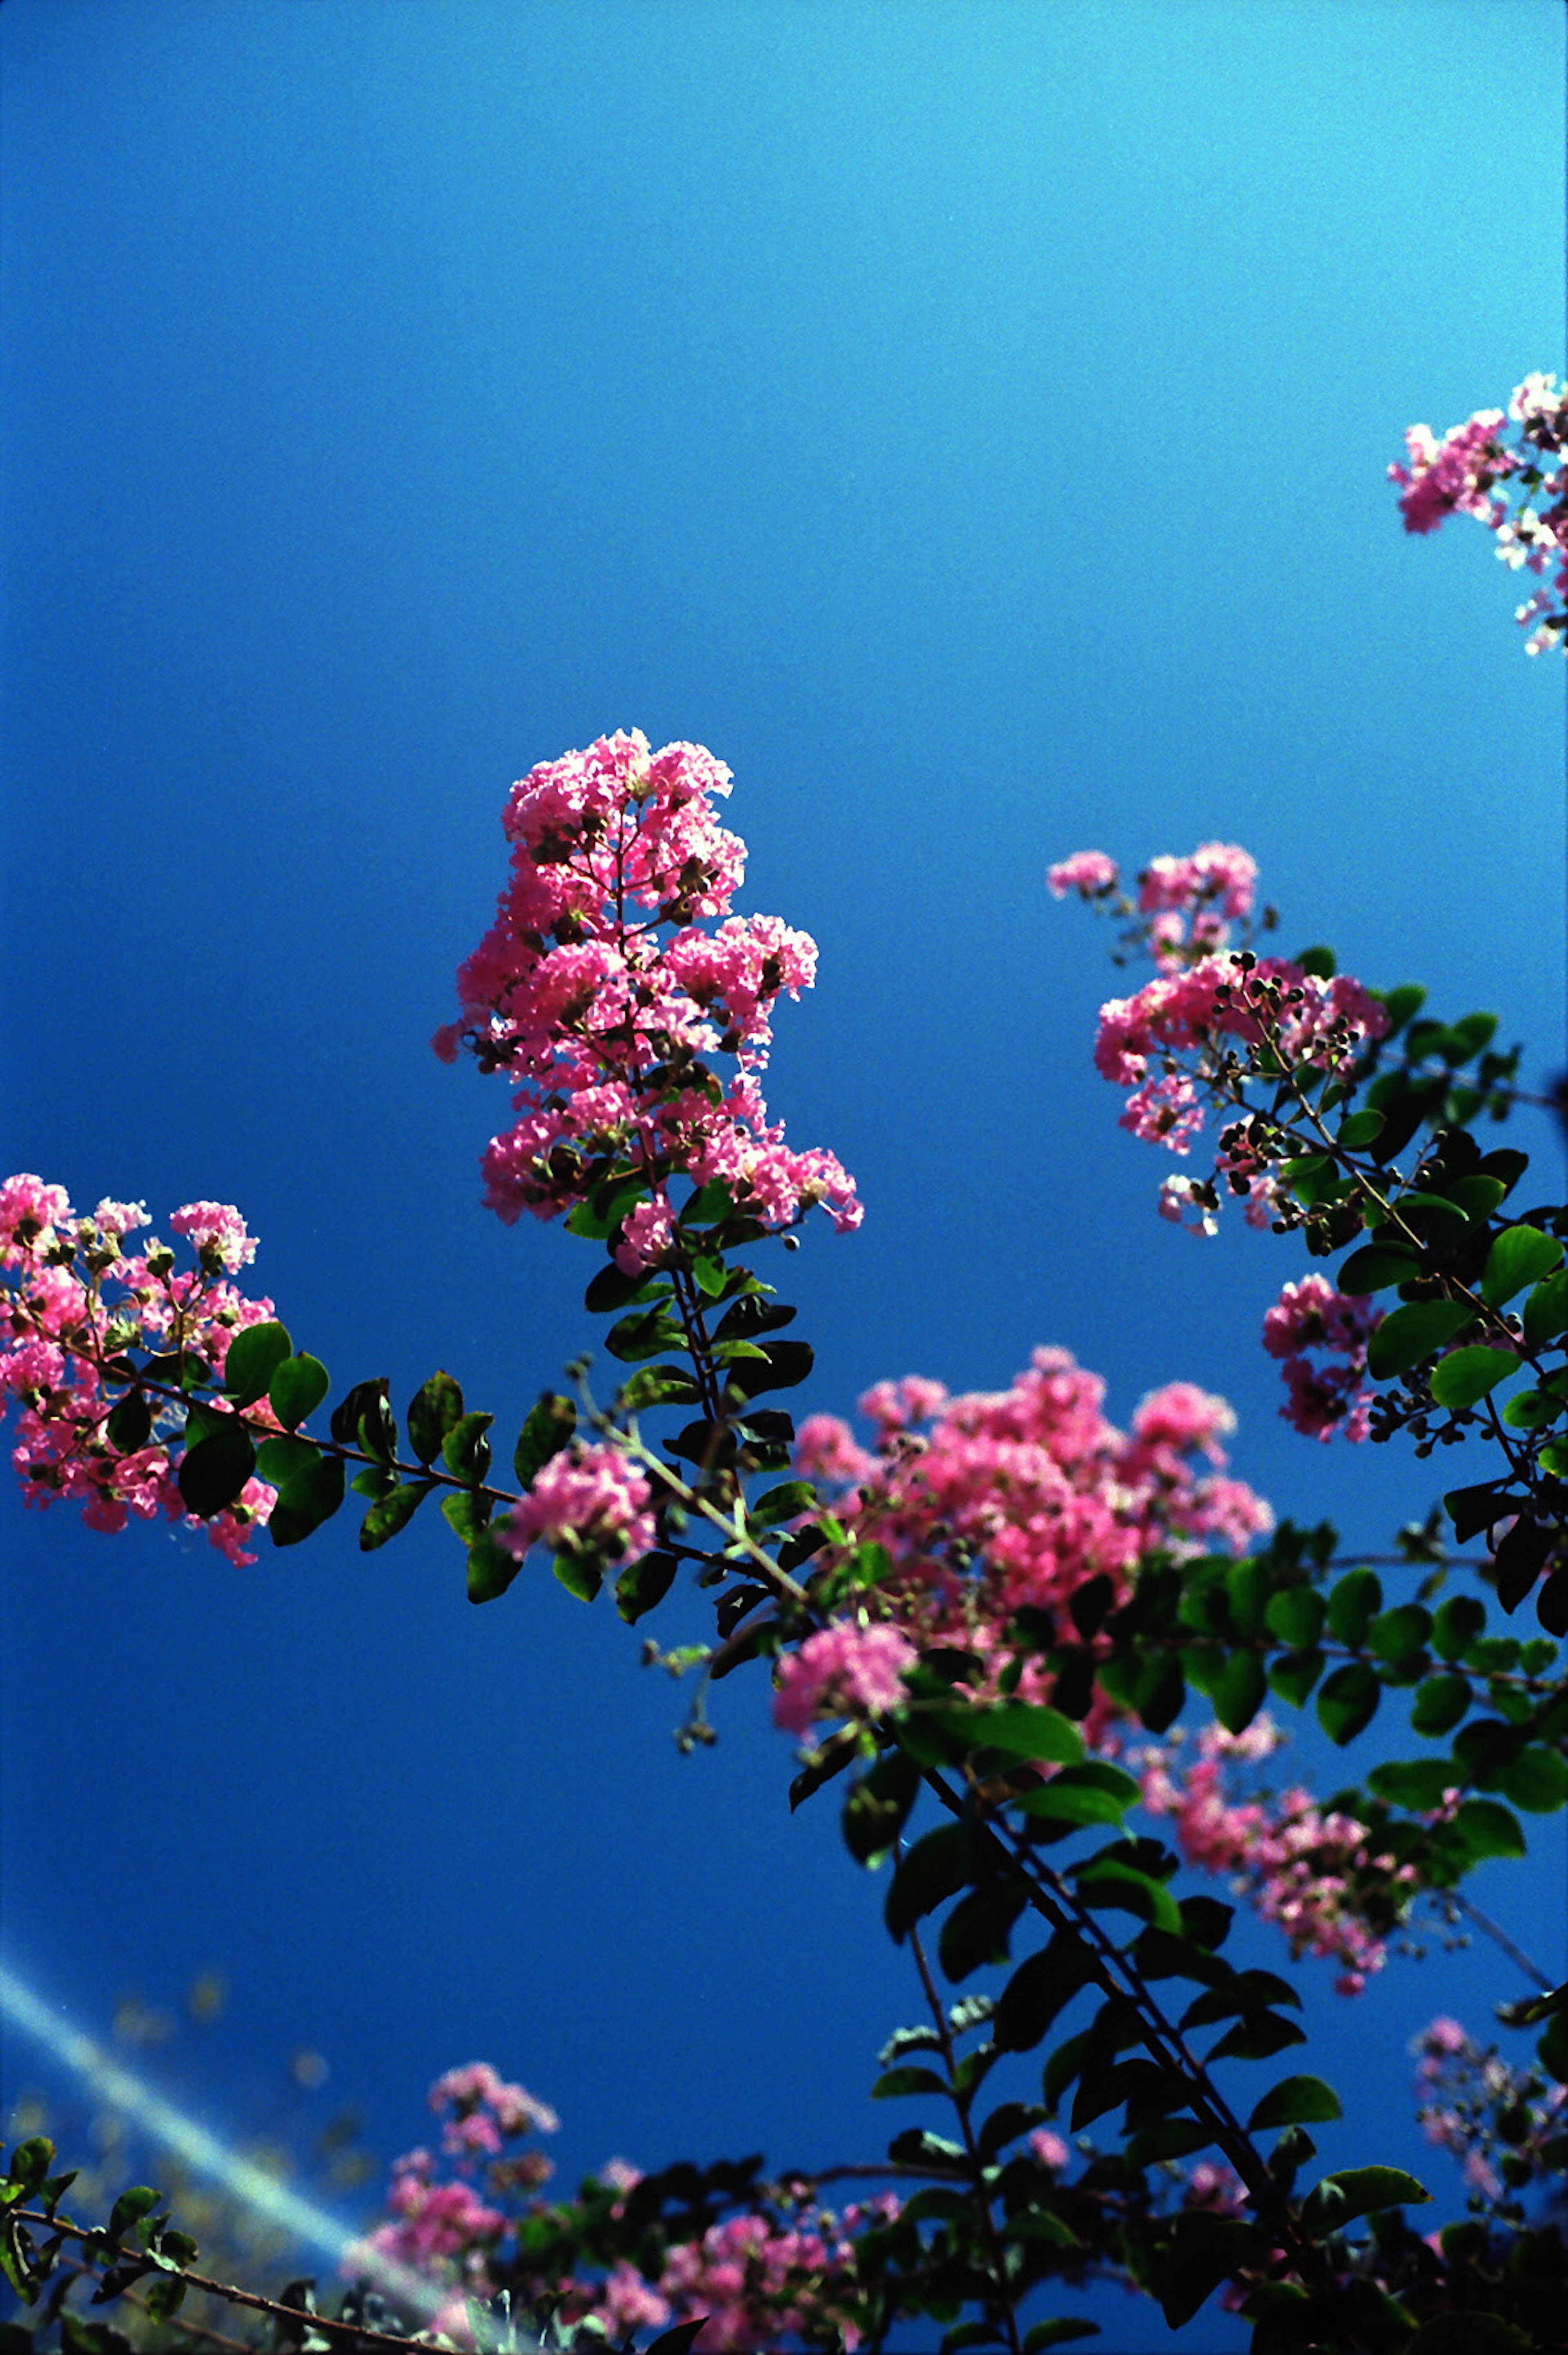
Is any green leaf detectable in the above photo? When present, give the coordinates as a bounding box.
[614,1549,679,1624]
[1368,1602,1431,1665]
[440,1410,494,1482]
[268,1353,330,1431]
[1482,1224,1564,1308]
[1523,1269,1568,1348]
[1022,2325,1100,2353]
[177,1419,256,1517]
[885,1825,968,1942]
[1205,2010,1306,2063]
[329,1378,396,1462]
[1267,1648,1325,1708]
[1444,1479,1517,1545]
[722,1337,815,1399]
[1410,1673,1471,1736]
[1432,1594,1487,1660]
[408,1372,463,1464]
[1212,1651,1267,1735]
[1366,1301,1477,1381]
[514,1394,576,1486]
[1300,2165,1428,2235]
[105,1393,152,1453]
[618,1364,702,1412]
[1407,2320,1533,2355]
[1316,1660,1379,1746]
[466,1528,520,1605]
[359,1480,434,1551]
[255,1433,319,1486]
[1014,1772,1137,1834]
[1155,2215,1256,2329]
[440,1489,492,1544]
[1499,1744,1568,1811]
[1336,1108,1383,1148]
[106,2188,160,2244]
[1247,2075,1342,2130]
[1449,1797,1527,1861]
[1428,1346,1519,1410]
[553,1551,603,1604]
[1326,1567,1382,1647]
[268,1451,345,1546]
[994,1934,1096,2053]
[871,2065,949,2100]
[1501,1388,1559,1431]
[1071,1855,1182,1935]
[584,1261,666,1316]
[1336,1244,1421,1295]
[221,1321,293,1406]
[939,1879,1029,1980]
[605,1307,685,1363]
[1263,1589,1325,1647]
[952,1701,1085,1768]
[1369,1759,1455,1810]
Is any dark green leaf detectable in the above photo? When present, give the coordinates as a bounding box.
[268,1451,345,1546]
[1155,2215,1255,2328]
[1263,1589,1325,1647]
[1410,1673,1470,1736]
[105,2189,159,2245]
[105,1393,152,1453]
[1206,2011,1306,2063]
[1432,1594,1487,1660]
[1336,1109,1383,1148]
[885,1825,968,1941]
[1368,1602,1431,1664]
[723,1338,815,1399]
[618,1363,702,1411]
[1267,1647,1325,1708]
[268,1354,330,1431]
[871,2065,949,2100]
[329,1378,396,1462]
[465,1528,519,1605]
[553,1551,603,1604]
[513,1394,576,1486]
[994,1934,1096,2053]
[1524,1270,1568,1349]
[615,1549,679,1624]
[939,1879,1029,1980]
[1366,1301,1477,1381]
[1444,1479,1517,1545]
[1022,2325,1100,2353]
[1247,2075,1342,2130]
[408,1372,463,1464]
[584,1262,666,1316]
[1212,1651,1267,1735]
[440,1410,494,1482]
[605,1308,685,1363]
[1482,1224,1564,1308]
[1316,1660,1379,1746]
[255,1433,318,1486]
[952,1701,1085,1767]
[1499,1744,1568,1811]
[1406,2320,1533,2355]
[440,1488,491,1544]
[1300,2165,1428,2235]
[1326,1567,1382,1647]
[1429,1347,1518,1411]
[222,1321,293,1406]
[1071,1856,1181,1935]
[1501,1387,1559,1431]
[1368,1759,1455,1810]
[1449,1797,1527,1862]
[1336,1244,1420,1295]
[359,1481,433,1551]
[177,1419,256,1517]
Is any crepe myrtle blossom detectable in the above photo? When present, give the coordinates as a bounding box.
[1410,2015,1568,2211]
[1392,372,1568,654]
[772,1619,920,1737]
[436,732,861,1268]
[788,1354,1270,1729]
[503,1442,655,1566]
[0,1177,278,1564]
[1262,1274,1381,1444]
[1138,1718,1412,1994]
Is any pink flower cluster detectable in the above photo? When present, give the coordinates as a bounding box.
[503,1441,655,1567]
[791,1353,1271,1722]
[1392,372,1568,654]
[772,1619,920,1737]
[1049,841,1259,970]
[435,732,860,1272]
[0,1176,278,1566]
[1138,1718,1409,1994]
[1261,1274,1381,1444]
[1411,2014,1568,2208]
[359,2065,883,2353]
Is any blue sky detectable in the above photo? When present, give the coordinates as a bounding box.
[2,5,1564,2349]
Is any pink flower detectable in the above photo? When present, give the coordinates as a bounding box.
[1047,850,1118,899]
[503,1443,655,1564]
[772,1621,919,1736]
